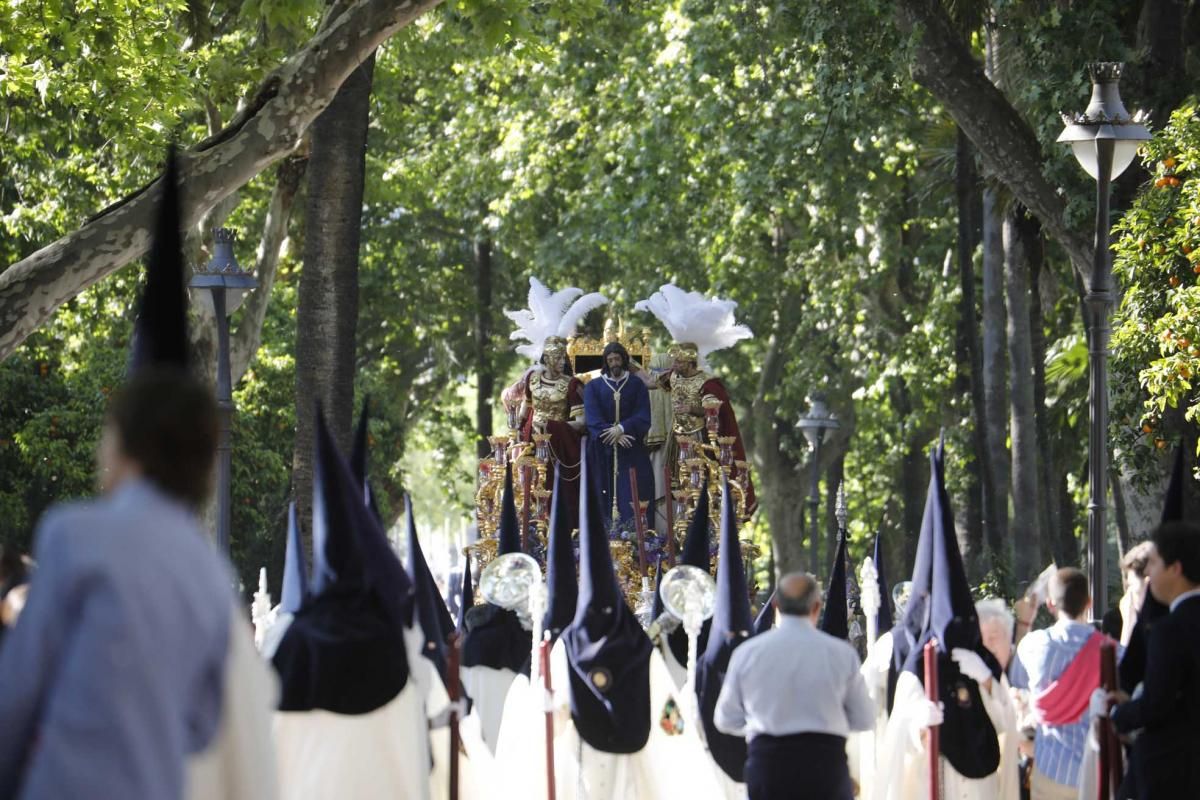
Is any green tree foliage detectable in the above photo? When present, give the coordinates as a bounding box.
[1112,101,1200,483]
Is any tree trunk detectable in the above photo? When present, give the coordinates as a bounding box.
[981,186,1010,562]
[292,52,376,542]
[475,235,495,459]
[0,0,445,361]
[749,324,805,574]
[1004,209,1042,582]
[1029,228,1069,566]
[230,155,309,383]
[955,127,988,578]
[980,26,1010,564]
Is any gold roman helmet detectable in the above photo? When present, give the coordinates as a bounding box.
[542,335,568,362]
[667,342,700,364]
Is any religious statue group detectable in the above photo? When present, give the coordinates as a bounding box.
[496,277,757,549]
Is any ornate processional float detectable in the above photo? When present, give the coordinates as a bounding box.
[467,279,761,614]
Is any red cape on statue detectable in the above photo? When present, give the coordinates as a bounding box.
[700,377,757,516]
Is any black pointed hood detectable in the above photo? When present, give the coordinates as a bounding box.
[696,478,755,781]
[680,482,712,568]
[406,496,454,679]
[651,554,667,622]
[891,439,1001,779]
[311,409,413,627]
[497,462,522,555]
[753,590,776,634]
[820,532,849,639]
[280,501,307,615]
[456,551,474,633]
[543,469,578,641]
[129,145,190,373]
[562,438,652,753]
[872,532,892,639]
[462,463,532,675]
[272,410,415,714]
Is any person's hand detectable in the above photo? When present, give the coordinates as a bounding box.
[1013,596,1034,621]
[1107,689,1130,706]
[910,699,944,749]
[951,648,993,685]
[914,698,944,728]
[617,435,633,449]
[1089,688,1110,720]
[600,425,622,445]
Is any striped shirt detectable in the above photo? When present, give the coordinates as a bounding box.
[1014,619,1100,787]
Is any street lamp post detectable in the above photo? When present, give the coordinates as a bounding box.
[1057,62,1150,616]
[798,396,839,573]
[190,228,257,554]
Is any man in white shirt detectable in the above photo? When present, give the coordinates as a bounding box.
[714,572,874,800]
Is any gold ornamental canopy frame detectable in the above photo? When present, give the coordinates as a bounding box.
[566,316,655,381]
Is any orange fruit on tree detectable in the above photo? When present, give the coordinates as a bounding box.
[1171,275,1182,287]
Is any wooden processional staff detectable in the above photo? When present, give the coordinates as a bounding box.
[540,636,557,800]
[1098,640,1122,800]
[924,639,940,800]
[447,631,462,800]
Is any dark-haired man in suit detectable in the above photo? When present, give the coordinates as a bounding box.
[1105,521,1200,799]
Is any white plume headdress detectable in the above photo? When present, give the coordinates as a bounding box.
[633,283,753,369]
[505,277,609,362]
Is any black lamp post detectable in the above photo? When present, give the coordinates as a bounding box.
[798,396,839,572]
[190,228,257,554]
[1057,62,1150,616]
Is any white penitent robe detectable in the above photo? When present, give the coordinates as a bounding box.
[850,630,895,799]
[274,684,430,800]
[874,670,1020,800]
[404,626,491,800]
[185,613,281,800]
[273,626,433,800]
[641,649,734,800]
[493,640,728,800]
[657,636,688,691]
[460,664,519,754]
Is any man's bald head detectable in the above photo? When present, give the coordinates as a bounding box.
[776,572,822,617]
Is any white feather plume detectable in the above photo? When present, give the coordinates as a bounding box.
[634,283,752,368]
[557,292,609,338]
[505,277,609,361]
